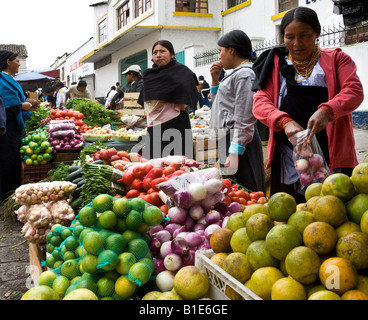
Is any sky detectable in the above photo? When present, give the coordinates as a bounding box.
[0,0,94,72]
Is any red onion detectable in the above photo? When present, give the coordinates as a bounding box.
[314,167,329,181]
[149,237,162,253]
[300,172,314,186]
[205,224,221,240]
[193,223,206,232]
[160,240,172,258]
[176,231,189,239]
[197,216,207,225]
[167,207,187,224]
[189,204,204,220]
[185,232,205,248]
[201,191,223,208]
[309,154,323,172]
[172,191,193,208]
[184,216,195,231]
[204,179,223,194]
[164,253,182,271]
[154,258,166,274]
[222,216,229,228]
[295,158,309,172]
[164,223,182,236]
[228,202,242,213]
[146,224,164,237]
[172,226,186,238]
[214,202,228,216]
[205,210,221,225]
[197,240,211,250]
[182,250,196,266]
[171,237,188,255]
[155,230,172,243]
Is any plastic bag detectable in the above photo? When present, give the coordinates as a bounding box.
[289,129,330,189]
[158,167,224,208]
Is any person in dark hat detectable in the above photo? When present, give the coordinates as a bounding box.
[109,65,144,109]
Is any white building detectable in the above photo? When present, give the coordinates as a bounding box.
[55,0,367,110]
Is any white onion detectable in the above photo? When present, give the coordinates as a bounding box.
[155,270,175,292]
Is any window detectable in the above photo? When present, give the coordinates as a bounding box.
[117,1,130,30]
[135,0,151,17]
[98,18,107,44]
[175,0,208,13]
[227,0,247,9]
[279,0,298,13]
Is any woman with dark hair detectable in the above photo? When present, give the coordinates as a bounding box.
[209,30,265,192]
[0,50,37,200]
[138,40,199,159]
[252,6,364,202]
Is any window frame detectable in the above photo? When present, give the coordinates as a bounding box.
[279,0,298,13]
[134,0,152,18]
[175,0,208,13]
[98,17,108,44]
[117,1,130,30]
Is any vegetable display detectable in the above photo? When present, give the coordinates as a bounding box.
[48,120,84,151]
[20,127,53,166]
[50,108,92,133]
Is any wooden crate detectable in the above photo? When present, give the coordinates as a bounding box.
[29,243,47,286]
[21,162,51,184]
[115,92,145,116]
[53,148,82,163]
[193,138,218,164]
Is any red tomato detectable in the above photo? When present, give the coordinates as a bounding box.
[231,184,239,191]
[239,197,247,205]
[160,204,169,215]
[149,167,163,179]
[163,166,176,176]
[256,191,265,198]
[169,162,181,170]
[142,177,152,191]
[117,150,128,159]
[114,194,123,198]
[148,192,162,207]
[143,163,154,175]
[250,192,261,201]
[121,172,134,186]
[147,188,155,194]
[151,177,167,192]
[222,179,232,192]
[131,178,144,191]
[132,165,146,180]
[246,200,257,206]
[222,196,232,206]
[235,190,246,199]
[126,189,140,198]
[231,196,240,203]
[257,197,268,204]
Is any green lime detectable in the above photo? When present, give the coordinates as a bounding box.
[113,198,131,217]
[64,236,79,252]
[78,207,97,227]
[99,210,117,229]
[129,198,146,212]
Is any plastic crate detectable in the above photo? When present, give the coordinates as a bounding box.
[195,249,262,300]
[21,162,51,185]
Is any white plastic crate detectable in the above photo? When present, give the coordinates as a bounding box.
[195,249,262,300]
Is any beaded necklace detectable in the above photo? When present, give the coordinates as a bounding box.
[288,45,321,82]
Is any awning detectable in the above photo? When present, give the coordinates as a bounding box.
[14,71,55,82]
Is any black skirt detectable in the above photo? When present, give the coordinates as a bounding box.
[144,111,194,160]
[217,126,266,193]
[0,105,23,198]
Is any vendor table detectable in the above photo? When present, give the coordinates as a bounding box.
[83,139,139,152]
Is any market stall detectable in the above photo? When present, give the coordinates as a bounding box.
[5,96,368,301]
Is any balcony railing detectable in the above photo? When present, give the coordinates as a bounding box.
[194,22,368,66]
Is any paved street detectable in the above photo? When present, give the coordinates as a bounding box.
[0,128,367,300]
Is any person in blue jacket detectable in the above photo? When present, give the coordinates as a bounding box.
[0,50,36,200]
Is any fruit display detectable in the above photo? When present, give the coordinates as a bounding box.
[23,194,164,300]
[20,127,53,166]
[205,169,368,300]
[110,128,147,142]
[82,127,111,141]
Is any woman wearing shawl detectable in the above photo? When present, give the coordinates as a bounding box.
[0,50,36,199]
[209,30,265,193]
[252,7,364,202]
[138,40,198,160]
